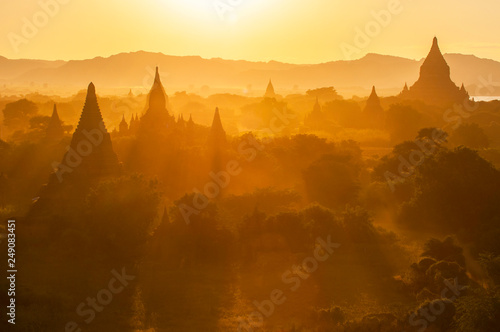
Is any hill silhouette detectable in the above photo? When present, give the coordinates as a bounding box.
[2,51,500,97]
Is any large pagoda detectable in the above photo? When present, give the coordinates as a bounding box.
[400,37,469,106]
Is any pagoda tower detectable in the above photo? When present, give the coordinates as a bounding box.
[207,107,227,173]
[400,37,469,106]
[208,107,227,148]
[362,86,384,128]
[30,83,121,217]
[129,114,137,135]
[119,114,129,136]
[139,67,173,135]
[177,114,186,128]
[55,82,120,182]
[187,114,195,131]
[305,98,326,129]
[264,80,276,99]
[45,104,64,142]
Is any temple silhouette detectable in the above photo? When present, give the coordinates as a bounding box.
[400,37,469,106]
[207,107,228,173]
[138,66,175,137]
[264,79,276,99]
[45,104,64,142]
[362,86,384,128]
[62,82,120,181]
[304,98,326,130]
[31,83,120,216]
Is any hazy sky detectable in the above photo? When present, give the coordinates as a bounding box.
[1,0,499,63]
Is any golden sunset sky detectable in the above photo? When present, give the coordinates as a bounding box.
[1,0,499,63]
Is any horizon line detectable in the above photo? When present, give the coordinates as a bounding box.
[0,50,494,66]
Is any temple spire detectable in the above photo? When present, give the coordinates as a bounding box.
[208,107,227,147]
[45,104,64,141]
[264,79,276,98]
[186,113,195,132]
[304,97,325,129]
[62,83,119,180]
[154,66,161,83]
[401,37,466,106]
[420,36,450,79]
[138,66,173,135]
[119,114,128,135]
[207,107,227,174]
[148,67,167,111]
[365,86,382,110]
[72,83,106,138]
[362,86,384,128]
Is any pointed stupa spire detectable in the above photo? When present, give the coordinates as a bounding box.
[129,113,138,135]
[264,79,276,98]
[187,113,194,132]
[59,82,119,181]
[460,83,469,98]
[403,82,409,92]
[119,114,128,134]
[154,66,160,82]
[364,86,382,112]
[362,85,384,128]
[45,103,64,141]
[128,89,134,98]
[207,107,228,174]
[177,113,186,128]
[402,37,466,106]
[368,86,378,100]
[148,66,167,111]
[211,108,224,132]
[51,104,60,121]
[139,66,174,135]
[421,37,449,76]
[72,83,105,137]
[208,107,227,147]
[305,97,325,128]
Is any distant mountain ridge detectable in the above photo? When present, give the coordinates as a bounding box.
[1,51,500,97]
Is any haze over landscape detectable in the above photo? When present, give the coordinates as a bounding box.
[1,1,500,332]
[2,51,500,98]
